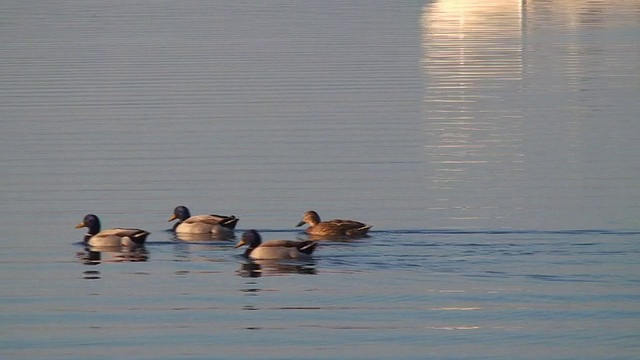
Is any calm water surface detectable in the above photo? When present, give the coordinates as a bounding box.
[1,1,639,359]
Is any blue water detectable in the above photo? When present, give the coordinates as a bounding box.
[1,1,639,359]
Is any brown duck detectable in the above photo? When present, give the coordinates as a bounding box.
[295,210,372,238]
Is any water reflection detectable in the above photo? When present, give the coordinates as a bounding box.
[524,0,640,29]
[173,232,236,242]
[520,0,640,211]
[422,0,640,229]
[171,241,234,262]
[237,259,317,278]
[76,245,149,265]
[82,270,101,280]
[421,0,525,226]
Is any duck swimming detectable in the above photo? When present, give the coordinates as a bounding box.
[168,205,239,237]
[75,214,150,247]
[235,229,318,260]
[295,210,372,238]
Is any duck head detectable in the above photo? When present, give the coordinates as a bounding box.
[168,205,191,223]
[296,210,321,227]
[75,214,101,243]
[235,229,262,250]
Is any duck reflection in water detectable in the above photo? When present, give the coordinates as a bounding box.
[76,245,149,265]
[237,259,317,278]
[172,231,235,242]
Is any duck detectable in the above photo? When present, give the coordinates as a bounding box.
[295,210,372,238]
[235,229,318,260]
[75,214,150,247]
[168,205,239,237]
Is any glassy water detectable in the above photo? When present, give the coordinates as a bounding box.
[1,1,639,359]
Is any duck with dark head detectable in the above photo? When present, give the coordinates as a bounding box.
[75,214,150,247]
[235,229,317,260]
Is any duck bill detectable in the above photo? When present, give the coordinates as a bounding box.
[234,240,246,248]
[74,221,86,229]
[295,221,305,227]
[167,214,178,222]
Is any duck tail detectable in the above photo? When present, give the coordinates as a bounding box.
[299,241,318,255]
[348,225,372,237]
[218,215,239,229]
[132,230,151,243]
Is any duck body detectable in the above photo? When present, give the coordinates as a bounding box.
[173,214,236,236]
[75,214,149,247]
[168,206,238,236]
[235,230,318,260]
[296,210,372,238]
